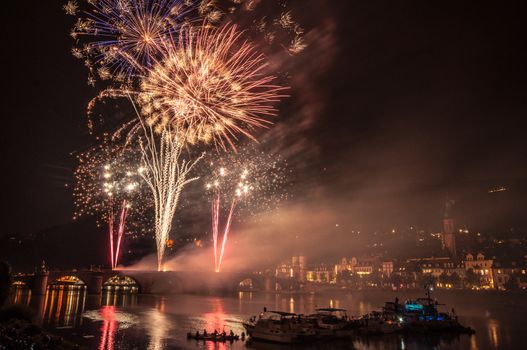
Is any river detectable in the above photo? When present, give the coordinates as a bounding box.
[7,286,527,350]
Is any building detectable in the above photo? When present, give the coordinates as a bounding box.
[464,253,494,289]
[306,263,333,283]
[275,256,307,281]
[407,257,456,278]
[291,256,307,282]
[381,261,394,277]
[334,256,381,276]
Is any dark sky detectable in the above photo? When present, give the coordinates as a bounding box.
[2,0,526,236]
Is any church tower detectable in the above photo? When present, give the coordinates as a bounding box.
[441,198,457,259]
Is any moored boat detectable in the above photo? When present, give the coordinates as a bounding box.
[358,285,475,335]
[306,308,360,338]
[243,311,316,343]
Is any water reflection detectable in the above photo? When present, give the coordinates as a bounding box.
[43,285,87,327]
[487,318,499,349]
[83,304,139,350]
[9,283,31,306]
[102,288,138,307]
[99,306,118,350]
[202,298,227,332]
[144,308,172,350]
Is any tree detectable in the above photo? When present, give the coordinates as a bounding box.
[337,270,352,284]
[464,268,480,289]
[0,261,12,308]
[450,272,461,288]
[504,272,520,290]
[390,273,402,288]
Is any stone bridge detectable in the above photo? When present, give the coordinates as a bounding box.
[12,269,281,295]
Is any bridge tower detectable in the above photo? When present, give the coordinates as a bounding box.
[88,271,103,295]
[441,198,457,259]
[32,261,49,295]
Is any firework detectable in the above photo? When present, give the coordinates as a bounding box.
[73,136,146,269]
[202,0,308,55]
[65,0,196,83]
[206,167,248,272]
[204,148,287,272]
[129,96,203,271]
[138,24,287,150]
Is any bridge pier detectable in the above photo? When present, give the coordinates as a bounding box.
[87,272,103,295]
[31,271,49,296]
[264,276,275,292]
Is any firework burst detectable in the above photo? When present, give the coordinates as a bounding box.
[201,0,308,56]
[73,136,148,269]
[137,23,287,150]
[65,0,197,83]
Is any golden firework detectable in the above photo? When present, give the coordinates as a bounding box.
[138,24,287,150]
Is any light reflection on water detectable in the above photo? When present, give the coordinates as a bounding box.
[7,287,527,350]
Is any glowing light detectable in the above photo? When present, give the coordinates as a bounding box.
[138,24,287,150]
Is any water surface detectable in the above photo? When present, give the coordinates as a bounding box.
[9,287,526,350]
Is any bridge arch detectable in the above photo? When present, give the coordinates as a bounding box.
[238,278,254,291]
[103,275,140,293]
[49,275,87,290]
[11,280,29,288]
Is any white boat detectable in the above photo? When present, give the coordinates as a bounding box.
[243,311,316,343]
[307,308,359,338]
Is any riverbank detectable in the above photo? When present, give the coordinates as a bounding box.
[0,306,83,350]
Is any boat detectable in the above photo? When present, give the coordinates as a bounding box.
[357,309,402,334]
[306,308,360,338]
[399,297,470,333]
[359,285,475,335]
[243,311,316,343]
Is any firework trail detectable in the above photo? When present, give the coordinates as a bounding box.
[130,98,203,271]
[138,23,287,150]
[74,138,145,269]
[207,168,247,272]
[217,196,237,271]
[211,192,220,269]
[205,148,287,272]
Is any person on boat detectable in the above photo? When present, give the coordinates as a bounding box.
[195,330,200,338]
[230,330,234,337]
[395,296,399,304]
[241,332,245,340]
[264,306,267,312]
[213,329,218,336]
[203,329,207,337]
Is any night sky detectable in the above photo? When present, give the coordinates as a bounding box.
[2,0,526,237]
